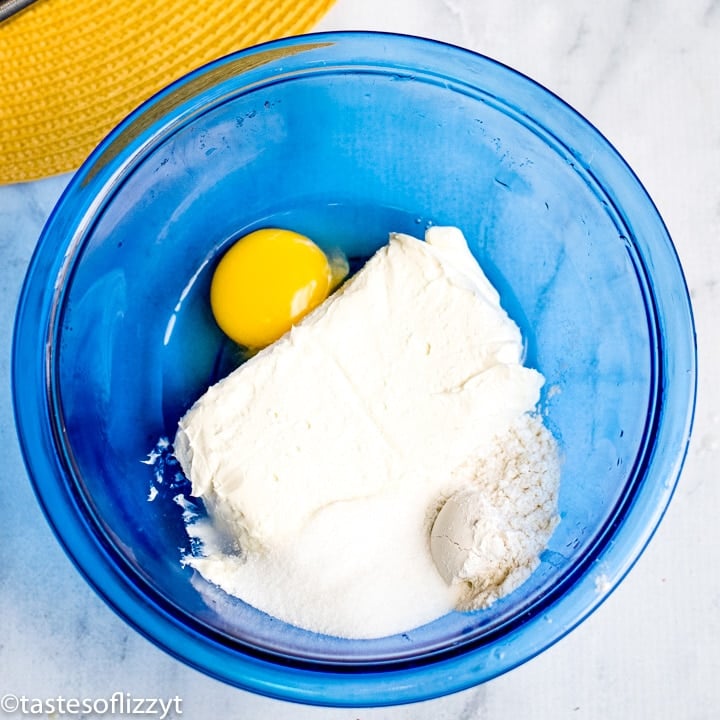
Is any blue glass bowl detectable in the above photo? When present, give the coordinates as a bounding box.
[12,32,696,706]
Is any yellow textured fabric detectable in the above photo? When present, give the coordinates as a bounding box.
[0,0,335,184]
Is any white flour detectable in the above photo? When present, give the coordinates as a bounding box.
[430,413,560,610]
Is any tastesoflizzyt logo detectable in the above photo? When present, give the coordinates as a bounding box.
[0,692,182,718]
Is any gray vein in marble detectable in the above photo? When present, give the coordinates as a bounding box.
[585,0,640,111]
[566,18,590,57]
[703,0,720,20]
[456,685,487,719]
[438,0,472,45]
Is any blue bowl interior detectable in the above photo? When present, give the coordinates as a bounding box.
[55,63,652,661]
[14,34,693,702]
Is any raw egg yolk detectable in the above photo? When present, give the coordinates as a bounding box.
[210,228,347,349]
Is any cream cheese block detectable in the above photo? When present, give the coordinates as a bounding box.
[174,226,546,637]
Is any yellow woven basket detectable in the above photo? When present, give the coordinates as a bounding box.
[0,0,335,184]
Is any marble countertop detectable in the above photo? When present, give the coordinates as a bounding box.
[1,1,718,718]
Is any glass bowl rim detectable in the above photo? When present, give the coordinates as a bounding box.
[12,30,697,707]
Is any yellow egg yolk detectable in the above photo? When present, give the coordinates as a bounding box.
[210,228,347,349]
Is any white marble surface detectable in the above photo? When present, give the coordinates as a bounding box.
[1,0,718,718]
